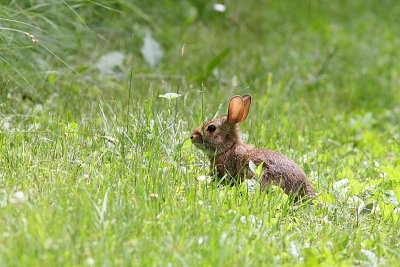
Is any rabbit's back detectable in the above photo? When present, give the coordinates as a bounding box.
[247,148,313,197]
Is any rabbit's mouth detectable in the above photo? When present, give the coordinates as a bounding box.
[191,138,208,149]
[192,139,221,156]
[191,136,213,151]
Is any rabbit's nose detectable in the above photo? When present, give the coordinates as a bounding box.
[190,132,200,140]
[190,130,201,141]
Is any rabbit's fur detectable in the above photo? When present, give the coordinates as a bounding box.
[190,95,313,199]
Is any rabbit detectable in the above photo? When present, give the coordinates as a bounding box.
[190,94,314,200]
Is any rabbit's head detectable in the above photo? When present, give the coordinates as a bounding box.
[190,95,251,155]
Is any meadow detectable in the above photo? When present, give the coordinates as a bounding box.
[1,0,400,266]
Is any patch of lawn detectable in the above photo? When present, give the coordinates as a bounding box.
[1,0,399,265]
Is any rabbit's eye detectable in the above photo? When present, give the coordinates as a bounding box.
[207,125,216,132]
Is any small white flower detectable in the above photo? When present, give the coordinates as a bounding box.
[198,236,204,245]
[149,193,159,198]
[213,3,226,12]
[197,175,208,182]
[228,209,237,214]
[86,257,95,265]
[198,200,204,206]
[9,191,27,205]
[158,93,182,100]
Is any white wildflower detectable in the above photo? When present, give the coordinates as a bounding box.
[158,93,182,100]
[86,257,95,265]
[9,191,27,205]
[213,3,226,12]
[198,236,204,245]
[196,175,208,182]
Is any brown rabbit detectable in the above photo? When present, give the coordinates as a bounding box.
[190,94,314,200]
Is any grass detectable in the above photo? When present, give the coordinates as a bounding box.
[1,0,400,266]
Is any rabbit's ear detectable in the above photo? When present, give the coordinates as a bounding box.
[238,95,251,122]
[228,96,244,123]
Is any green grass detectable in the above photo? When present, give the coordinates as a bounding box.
[1,0,400,266]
